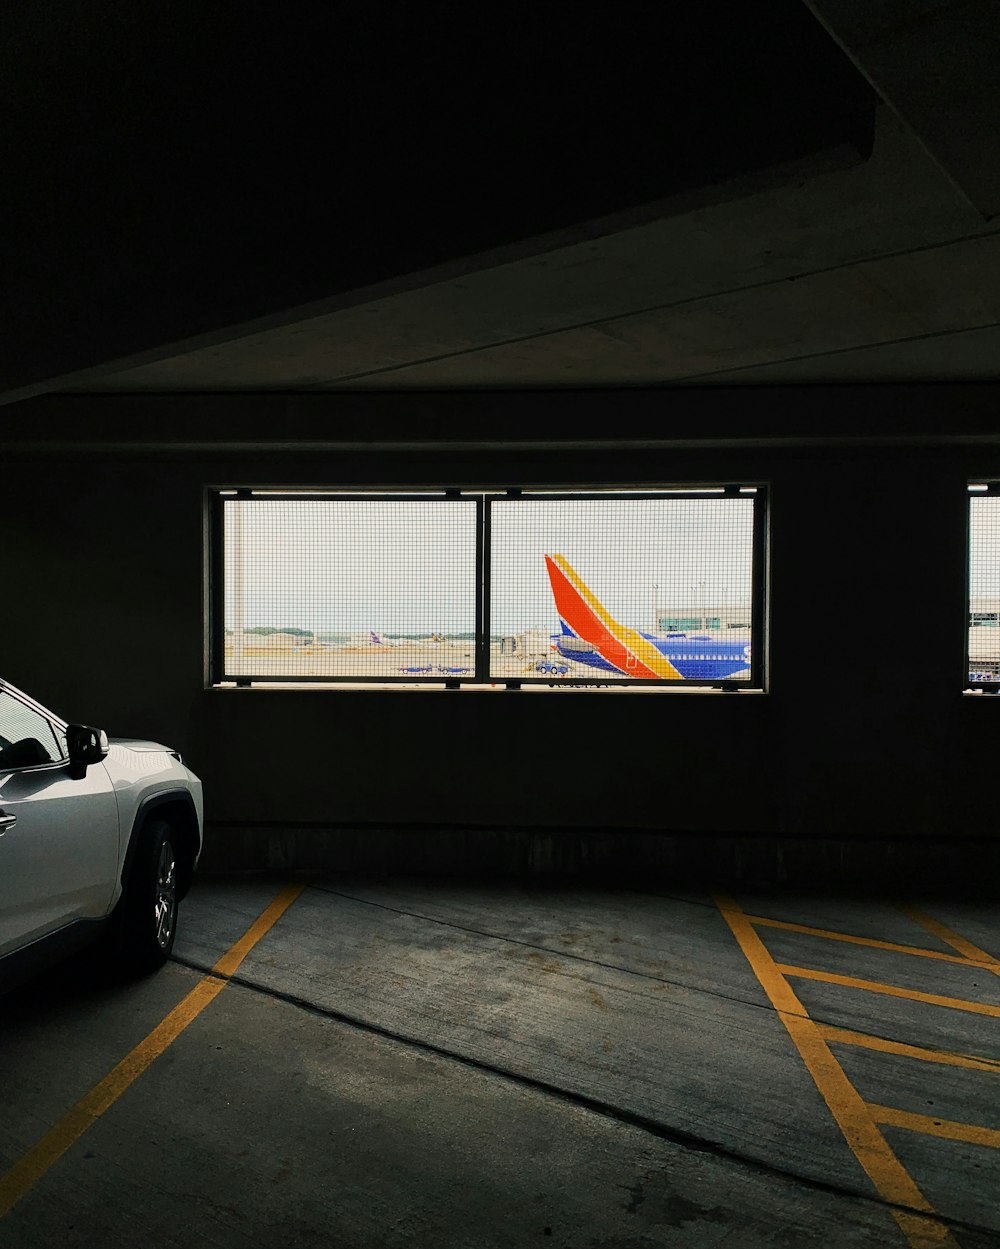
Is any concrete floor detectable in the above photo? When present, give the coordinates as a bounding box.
[1,878,999,1248]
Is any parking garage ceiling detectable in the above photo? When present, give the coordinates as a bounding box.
[3,2,998,405]
[64,113,1000,394]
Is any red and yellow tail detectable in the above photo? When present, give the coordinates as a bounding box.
[544,554,682,679]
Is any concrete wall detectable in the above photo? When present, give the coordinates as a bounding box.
[4,389,1000,883]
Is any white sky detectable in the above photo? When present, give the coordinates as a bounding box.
[491,498,753,633]
[224,497,755,634]
[969,497,1000,597]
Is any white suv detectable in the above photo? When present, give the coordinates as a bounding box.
[0,677,203,989]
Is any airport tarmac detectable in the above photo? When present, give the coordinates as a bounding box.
[224,640,587,680]
[222,640,751,683]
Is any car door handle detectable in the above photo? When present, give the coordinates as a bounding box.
[0,810,16,833]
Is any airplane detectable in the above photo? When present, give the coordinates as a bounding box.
[543,553,752,681]
[370,630,405,646]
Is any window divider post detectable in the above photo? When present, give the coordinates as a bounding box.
[477,496,491,681]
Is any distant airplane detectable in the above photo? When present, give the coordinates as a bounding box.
[371,631,403,646]
[543,553,752,680]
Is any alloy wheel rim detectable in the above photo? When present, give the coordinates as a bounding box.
[154,841,177,949]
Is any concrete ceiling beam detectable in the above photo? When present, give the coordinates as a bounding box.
[803,0,1000,220]
[1,3,874,405]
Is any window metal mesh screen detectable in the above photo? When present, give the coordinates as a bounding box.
[223,499,478,680]
[968,494,1000,684]
[489,495,755,682]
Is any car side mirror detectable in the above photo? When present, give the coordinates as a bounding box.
[66,724,109,780]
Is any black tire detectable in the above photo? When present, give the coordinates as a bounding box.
[115,819,180,976]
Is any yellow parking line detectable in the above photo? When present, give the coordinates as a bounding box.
[820,1024,1000,1074]
[902,908,1000,979]
[747,916,982,968]
[0,882,305,1220]
[870,1105,1000,1150]
[714,893,957,1249]
[778,965,1000,1018]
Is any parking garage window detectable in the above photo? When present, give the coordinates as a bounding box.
[208,487,766,690]
[967,484,1000,690]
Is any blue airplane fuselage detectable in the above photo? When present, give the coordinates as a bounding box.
[553,628,751,680]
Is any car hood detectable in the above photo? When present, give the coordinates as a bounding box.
[107,737,175,753]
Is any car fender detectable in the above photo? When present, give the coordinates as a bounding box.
[120,788,202,900]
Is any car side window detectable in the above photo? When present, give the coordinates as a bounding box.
[0,690,64,770]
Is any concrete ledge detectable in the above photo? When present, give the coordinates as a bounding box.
[199,824,1000,893]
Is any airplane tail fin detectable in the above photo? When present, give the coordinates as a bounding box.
[544,554,682,679]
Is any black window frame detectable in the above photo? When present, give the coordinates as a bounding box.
[207,485,767,691]
[965,482,1000,693]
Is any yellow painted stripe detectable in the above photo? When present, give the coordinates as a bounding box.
[212,887,305,976]
[902,907,1000,978]
[713,893,957,1249]
[0,882,305,1220]
[553,554,683,679]
[870,1105,1000,1150]
[747,915,982,967]
[779,963,1000,1018]
[819,1024,1000,1074]
[892,1211,964,1249]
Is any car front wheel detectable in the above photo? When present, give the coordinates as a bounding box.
[116,819,180,976]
